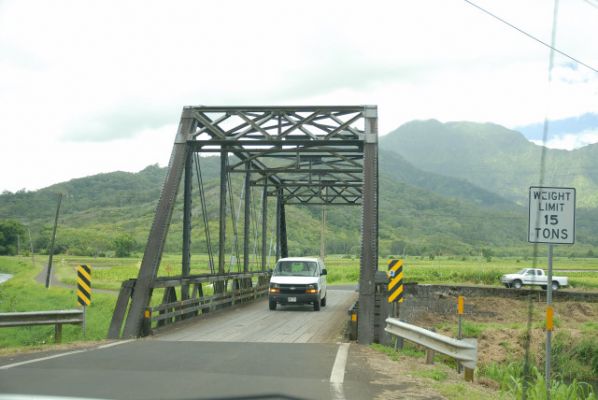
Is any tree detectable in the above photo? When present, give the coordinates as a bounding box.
[0,219,26,255]
[113,233,136,257]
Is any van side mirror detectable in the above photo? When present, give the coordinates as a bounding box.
[321,269,327,276]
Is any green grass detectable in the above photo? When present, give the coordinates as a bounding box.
[0,256,117,349]
[326,254,598,288]
[479,362,597,400]
[413,367,448,381]
[2,253,598,351]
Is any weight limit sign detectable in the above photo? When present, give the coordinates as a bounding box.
[528,187,576,245]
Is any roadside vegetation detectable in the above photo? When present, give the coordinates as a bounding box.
[0,257,116,350]
[2,253,597,398]
[372,341,597,400]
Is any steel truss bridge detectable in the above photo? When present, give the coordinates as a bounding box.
[108,105,381,343]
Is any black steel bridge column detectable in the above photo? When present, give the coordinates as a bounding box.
[243,164,250,273]
[358,105,379,344]
[181,150,193,301]
[277,188,288,259]
[120,109,195,338]
[261,178,268,270]
[217,150,228,290]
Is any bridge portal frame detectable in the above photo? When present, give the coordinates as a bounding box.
[110,106,379,343]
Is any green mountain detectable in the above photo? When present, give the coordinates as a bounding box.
[2,122,597,258]
[381,120,598,207]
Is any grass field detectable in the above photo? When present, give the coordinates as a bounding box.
[1,253,598,350]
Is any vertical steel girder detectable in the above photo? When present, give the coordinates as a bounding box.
[275,189,288,260]
[218,151,228,275]
[261,180,268,270]
[243,165,251,273]
[182,151,193,301]
[120,110,195,338]
[276,188,283,260]
[358,106,379,344]
[111,106,379,340]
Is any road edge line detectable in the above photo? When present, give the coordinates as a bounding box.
[97,339,136,349]
[330,342,350,400]
[0,349,87,370]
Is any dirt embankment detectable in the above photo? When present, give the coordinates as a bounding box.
[411,296,598,366]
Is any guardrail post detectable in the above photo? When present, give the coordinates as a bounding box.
[54,324,62,344]
[425,327,436,364]
[464,367,474,382]
[425,348,435,364]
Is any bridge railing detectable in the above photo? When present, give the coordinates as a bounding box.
[0,309,84,343]
[140,271,271,335]
[385,317,477,381]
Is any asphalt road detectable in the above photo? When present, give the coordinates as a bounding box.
[0,285,441,399]
[1,287,401,400]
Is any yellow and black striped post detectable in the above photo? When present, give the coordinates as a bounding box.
[387,259,404,303]
[77,264,91,336]
[77,264,92,306]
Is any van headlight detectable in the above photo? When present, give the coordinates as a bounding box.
[269,283,280,294]
[305,284,318,294]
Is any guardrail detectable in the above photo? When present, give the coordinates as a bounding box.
[0,309,84,343]
[141,271,271,335]
[385,317,477,381]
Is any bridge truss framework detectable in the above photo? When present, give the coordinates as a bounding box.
[109,105,380,343]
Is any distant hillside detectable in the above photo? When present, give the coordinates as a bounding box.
[2,128,597,258]
[381,120,598,207]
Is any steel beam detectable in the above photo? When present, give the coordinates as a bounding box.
[243,165,250,273]
[279,196,288,259]
[121,110,194,338]
[182,151,192,301]
[218,151,227,276]
[261,180,268,270]
[358,105,378,344]
[276,189,281,261]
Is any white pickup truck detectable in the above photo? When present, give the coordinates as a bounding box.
[500,268,568,290]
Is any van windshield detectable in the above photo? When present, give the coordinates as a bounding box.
[273,261,318,277]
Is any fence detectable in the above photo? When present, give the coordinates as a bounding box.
[0,309,84,343]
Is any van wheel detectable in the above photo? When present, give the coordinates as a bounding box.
[269,300,276,310]
[321,295,327,307]
[313,300,321,311]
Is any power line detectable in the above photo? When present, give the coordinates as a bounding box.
[464,0,598,73]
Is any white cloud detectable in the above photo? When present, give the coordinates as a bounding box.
[0,0,597,191]
[530,129,598,150]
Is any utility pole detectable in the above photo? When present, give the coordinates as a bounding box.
[45,193,63,288]
[27,225,35,266]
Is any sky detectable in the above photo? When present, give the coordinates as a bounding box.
[0,0,597,192]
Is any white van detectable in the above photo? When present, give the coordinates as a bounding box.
[268,257,327,311]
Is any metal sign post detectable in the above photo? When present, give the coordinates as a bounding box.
[457,295,464,373]
[528,186,575,395]
[77,264,92,338]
